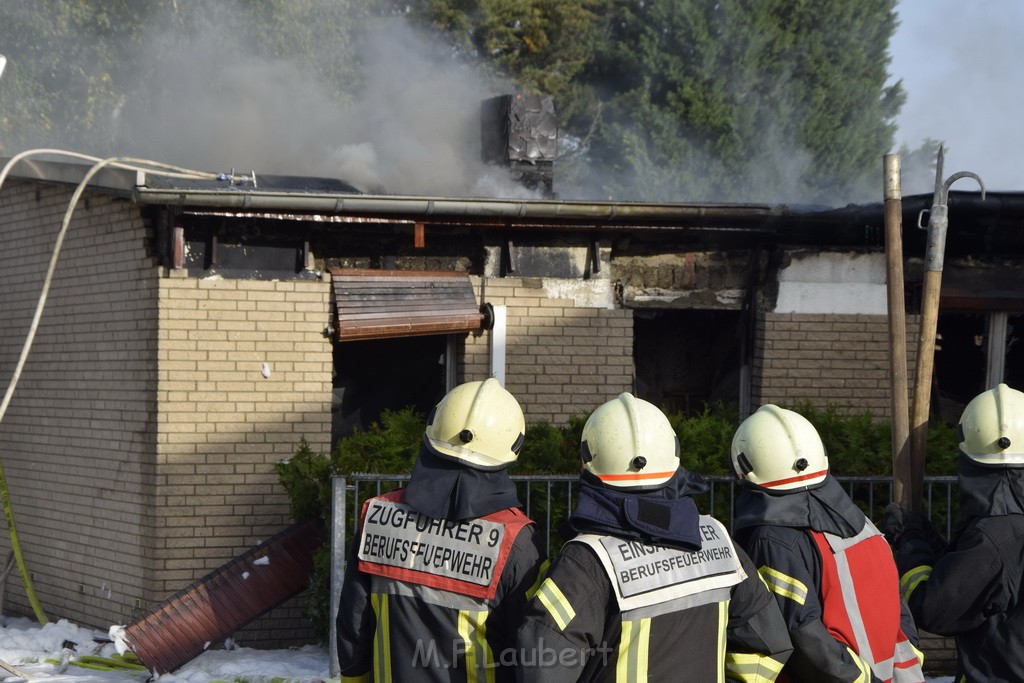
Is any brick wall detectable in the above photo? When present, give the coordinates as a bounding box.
[464,277,633,424]
[0,180,333,644]
[0,181,156,627]
[753,312,919,417]
[156,274,333,644]
[920,631,957,676]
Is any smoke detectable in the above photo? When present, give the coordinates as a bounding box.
[3,4,538,198]
[347,20,543,199]
[116,12,539,197]
[0,3,906,205]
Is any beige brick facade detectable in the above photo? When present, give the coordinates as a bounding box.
[752,312,919,417]
[463,277,634,424]
[0,180,333,642]
[0,173,958,666]
[155,274,332,643]
[0,180,157,627]
[155,275,332,589]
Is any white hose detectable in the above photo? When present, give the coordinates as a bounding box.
[0,149,243,623]
[0,149,236,424]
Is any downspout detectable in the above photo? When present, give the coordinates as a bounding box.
[738,246,763,417]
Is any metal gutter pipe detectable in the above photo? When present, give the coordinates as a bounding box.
[132,186,785,227]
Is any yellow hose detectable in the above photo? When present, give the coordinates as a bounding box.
[0,460,46,624]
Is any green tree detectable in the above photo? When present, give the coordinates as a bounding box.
[580,0,905,203]
[0,0,366,157]
[0,1,136,153]
[397,0,906,203]
[392,0,609,134]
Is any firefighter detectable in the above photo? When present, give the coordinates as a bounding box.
[515,393,792,682]
[730,404,925,683]
[885,383,1024,682]
[336,378,546,682]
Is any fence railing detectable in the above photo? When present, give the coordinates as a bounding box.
[327,472,958,675]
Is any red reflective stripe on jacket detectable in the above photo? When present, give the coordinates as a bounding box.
[810,529,919,682]
[356,489,533,600]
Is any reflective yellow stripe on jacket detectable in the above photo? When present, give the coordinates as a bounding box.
[525,559,551,600]
[899,565,932,602]
[724,651,786,683]
[757,565,808,605]
[846,646,873,683]
[724,598,786,683]
[458,609,495,683]
[536,577,576,631]
[370,593,392,682]
[718,601,728,683]
[616,618,651,681]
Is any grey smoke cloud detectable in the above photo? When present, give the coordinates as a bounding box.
[2,4,900,205]
[111,13,534,198]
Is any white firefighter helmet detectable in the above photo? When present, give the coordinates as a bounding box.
[580,393,680,489]
[424,378,525,470]
[958,383,1024,467]
[731,404,829,491]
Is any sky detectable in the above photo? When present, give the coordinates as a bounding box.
[889,0,1024,194]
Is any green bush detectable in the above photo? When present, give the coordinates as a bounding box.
[515,417,586,475]
[279,400,963,642]
[787,402,961,477]
[671,402,740,476]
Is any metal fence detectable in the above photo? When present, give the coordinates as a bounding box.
[327,472,958,675]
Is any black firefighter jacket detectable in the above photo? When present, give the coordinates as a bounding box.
[894,458,1024,683]
[733,476,924,683]
[336,450,547,683]
[515,470,793,682]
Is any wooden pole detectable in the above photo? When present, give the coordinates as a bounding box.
[909,269,942,510]
[884,155,912,508]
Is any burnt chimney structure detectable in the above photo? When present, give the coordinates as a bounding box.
[481,93,557,197]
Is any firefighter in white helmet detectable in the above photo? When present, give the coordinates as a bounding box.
[732,404,925,683]
[336,379,545,682]
[515,393,792,682]
[886,383,1024,682]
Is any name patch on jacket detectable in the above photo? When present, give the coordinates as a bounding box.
[356,492,531,600]
[572,515,744,611]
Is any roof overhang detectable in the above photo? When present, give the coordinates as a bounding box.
[6,155,1022,253]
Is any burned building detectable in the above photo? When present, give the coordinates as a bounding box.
[0,150,1022,646]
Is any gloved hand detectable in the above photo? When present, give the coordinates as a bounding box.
[881,502,946,555]
[880,501,906,546]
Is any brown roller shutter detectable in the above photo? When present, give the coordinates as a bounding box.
[122,519,324,674]
[330,268,486,342]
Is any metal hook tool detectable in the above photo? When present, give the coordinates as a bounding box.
[908,144,985,509]
[916,144,986,272]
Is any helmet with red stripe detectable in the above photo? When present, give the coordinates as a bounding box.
[580,393,681,490]
[731,404,829,492]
